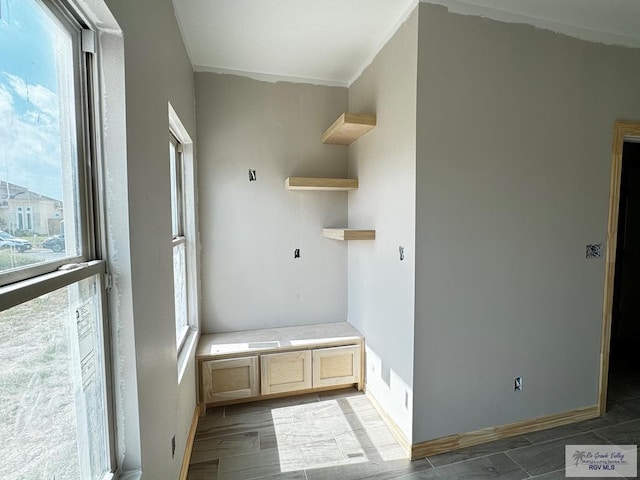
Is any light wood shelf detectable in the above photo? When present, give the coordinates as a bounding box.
[322,113,376,145]
[322,228,376,241]
[285,177,358,191]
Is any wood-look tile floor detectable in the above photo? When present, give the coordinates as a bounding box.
[188,380,640,480]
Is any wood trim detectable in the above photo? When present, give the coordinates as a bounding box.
[410,405,599,459]
[357,339,365,391]
[285,177,358,191]
[598,120,640,415]
[179,406,200,480]
[365,388,412,458]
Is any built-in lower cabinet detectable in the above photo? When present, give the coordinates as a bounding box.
[196,322,364,414]
[313,345,360,388]
[260,346,361,394]
[261,350,312,395]
[201,356,259,403]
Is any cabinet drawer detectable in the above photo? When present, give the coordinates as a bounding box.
[202,356,259,403]
[312,345,360,388]
[261,350,312,395]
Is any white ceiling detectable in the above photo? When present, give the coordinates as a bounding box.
[171,0,640,87]
[171,0,416,86]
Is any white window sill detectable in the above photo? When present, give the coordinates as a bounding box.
[177,326,199,383]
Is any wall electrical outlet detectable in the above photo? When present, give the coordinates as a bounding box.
[586,243,602,258]
[514,376,523,392]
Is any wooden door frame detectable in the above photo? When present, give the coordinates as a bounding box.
[598,120,640,414]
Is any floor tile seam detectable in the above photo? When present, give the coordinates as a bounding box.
[331,430,406,465]
[214,459,220,480]
[220,410,280,419]
[189,457,222,467]
[427,451,511,470]
[194,428,261,441]
[202,413,286,424]
[208,443,283,469]
[503,449,534,477]
[590,429,617,445]
[509,429,612,451]
[517,433,539,445]
[220,471,291,480]
[217,460,294,480]
[527,467,563,479]
[340,434,402,454]
[325,431,353,464]
[194,429,267,442]
[519,431,598,447]
[595,417,640,431]
[276,429,353,445]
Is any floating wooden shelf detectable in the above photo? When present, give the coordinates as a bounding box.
[322,113,376,145]
[285,177,358,191]
[322,228,376,241]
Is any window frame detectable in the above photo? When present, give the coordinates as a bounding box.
[169,103,199,378]
[0,0,116,476]
[170,132,185,240]
[0,0,92,288]
[170,132,189,350]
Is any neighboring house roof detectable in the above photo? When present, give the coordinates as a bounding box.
[0,181,61,204]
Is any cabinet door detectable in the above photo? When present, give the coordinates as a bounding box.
[202,356,259,403]
[312,345,361,388]
[261,350,312,395]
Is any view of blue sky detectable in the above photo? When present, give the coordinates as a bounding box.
[0,0,70,201]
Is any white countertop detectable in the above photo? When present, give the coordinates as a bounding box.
[196,322,363,357]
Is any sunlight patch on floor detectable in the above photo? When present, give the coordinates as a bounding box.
[271,396,406,472]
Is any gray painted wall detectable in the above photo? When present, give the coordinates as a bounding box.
[195,73,349,333]
[348,9,418,439]
[102,0,198,477]
[413,3,640,442]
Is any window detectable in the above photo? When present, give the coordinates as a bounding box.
[0,1,114,479]
[170,133,189,349]
[169,104,198,375]
[16,206,33,231]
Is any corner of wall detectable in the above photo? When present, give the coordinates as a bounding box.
[346,7,419,442]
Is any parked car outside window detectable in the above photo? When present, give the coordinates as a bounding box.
[42,234,65,253]
[0,231,32,253]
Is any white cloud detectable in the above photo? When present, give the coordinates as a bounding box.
[0,83,14,118]
[0,73,63,200]
[4,72,59,120]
